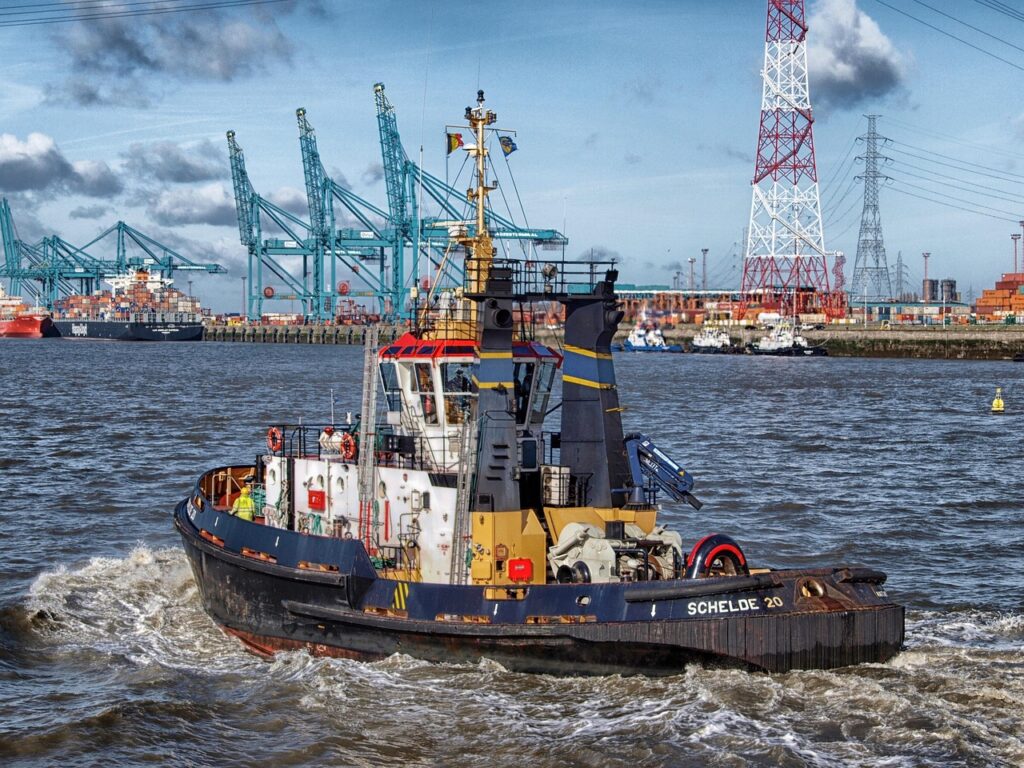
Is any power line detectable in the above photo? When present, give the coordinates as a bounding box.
[0,0,254,16]
[869,0,1024,73]
[819,126,861,191]
[890,166,1024,205]
[824,194,861,228]
[819,147,860,209]
[890,178,1023,219]
[829,216,861,243]
[891,159,1024,199]
[970,0,1024,25]
[888,185,1020,223]
[888,143,1024,184]
[0,0,288,28]
[884,115,1024,162]
[909,0,1024,55]
[822,171,861,217]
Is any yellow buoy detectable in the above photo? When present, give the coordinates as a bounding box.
[992,387,1005,414]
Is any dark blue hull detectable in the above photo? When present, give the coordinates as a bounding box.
[690,346,735,354]
[174,496,903,675]
[748,345,828,357]
[54,319,203,341]
[617,342,684,353]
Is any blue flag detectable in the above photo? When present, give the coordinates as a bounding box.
[499,136,517,156]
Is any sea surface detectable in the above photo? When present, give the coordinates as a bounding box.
[0,339,1021,768]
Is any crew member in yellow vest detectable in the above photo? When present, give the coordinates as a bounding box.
[231,486,255,521]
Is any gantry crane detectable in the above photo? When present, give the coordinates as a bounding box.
[0,197,224,309]
[229,85,569,323]
[228,129,322,320]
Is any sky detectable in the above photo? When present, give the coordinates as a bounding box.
[3,0,1024,312]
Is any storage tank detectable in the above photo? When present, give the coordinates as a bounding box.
[940,279,957,304]
[922,279,939,302]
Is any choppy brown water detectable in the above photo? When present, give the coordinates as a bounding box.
[1,339,1022,767]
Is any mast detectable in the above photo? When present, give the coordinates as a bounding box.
[459,90,520,514]
[456,89,498,320]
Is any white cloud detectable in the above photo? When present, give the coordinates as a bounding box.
[148,182,236,227]
[808,0,906,111]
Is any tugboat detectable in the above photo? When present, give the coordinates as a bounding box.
[748,322,827,357]
[615,313,683,353]
[689,326,735,354]
[174,92,902,675]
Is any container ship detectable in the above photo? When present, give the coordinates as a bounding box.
[53,270,204,341]
[174,91,903,676]
[0,284,55,338]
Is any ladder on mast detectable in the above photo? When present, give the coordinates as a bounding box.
[357,327,380,550]
[449,413,479,584]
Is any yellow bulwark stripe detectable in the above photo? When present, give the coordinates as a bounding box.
[478,351,513,359]
[563,374,615,390]
[391,582,409,610]
[564,344,613,360]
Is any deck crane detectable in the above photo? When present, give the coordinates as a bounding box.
[621,433,703,511]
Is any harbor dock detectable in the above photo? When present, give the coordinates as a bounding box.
[202,323,1024,360]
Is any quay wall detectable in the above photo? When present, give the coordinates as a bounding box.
[203,323,1024,360]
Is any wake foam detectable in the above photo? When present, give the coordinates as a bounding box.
[23,545,255,674]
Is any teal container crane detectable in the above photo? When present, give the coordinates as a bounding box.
[296,109,393,320]
[228,129,323,320]
[0,197,224,310]
[229,85,570,323]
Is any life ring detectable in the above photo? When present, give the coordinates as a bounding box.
[685,533,749,579]
[340,432,357,461]
[266,427,284,453]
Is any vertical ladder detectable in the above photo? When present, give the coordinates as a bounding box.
[357,327,380,550]
[449,414,479,584]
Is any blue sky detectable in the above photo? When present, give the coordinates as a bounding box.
[2,0,1024,311]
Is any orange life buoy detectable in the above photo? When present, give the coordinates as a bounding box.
[266,427,284,453]
[340,432,357,461]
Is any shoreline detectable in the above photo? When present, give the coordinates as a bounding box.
[199,323,1024,360]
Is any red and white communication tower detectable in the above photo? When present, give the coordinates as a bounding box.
[742,0,834,314]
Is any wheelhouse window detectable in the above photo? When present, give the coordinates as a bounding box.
[441,361,476,424]
[413,362,439,425]
[529,361,556,427]
[513,362,535,425]
[379,361,402,412]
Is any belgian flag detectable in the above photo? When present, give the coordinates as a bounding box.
[447,132,464,155]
